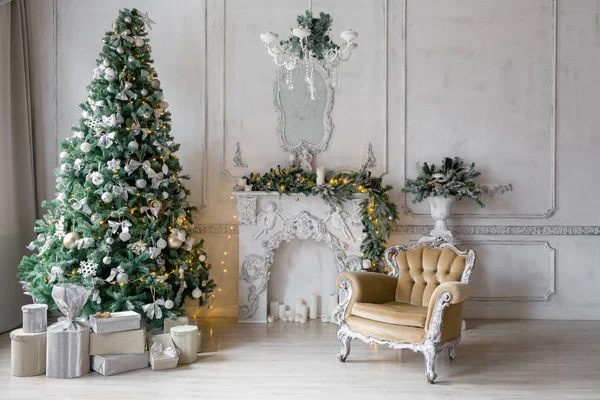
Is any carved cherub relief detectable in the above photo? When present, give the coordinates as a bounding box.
[253,202,283,239]
[325,205,355,242]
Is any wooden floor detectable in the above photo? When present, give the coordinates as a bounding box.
[1,318,599,399]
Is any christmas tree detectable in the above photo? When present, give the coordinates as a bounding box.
[18,8,215,326]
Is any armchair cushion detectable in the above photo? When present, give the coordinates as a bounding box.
[346,316,426,344]
[336,271,398,320]
[351,302,427,328]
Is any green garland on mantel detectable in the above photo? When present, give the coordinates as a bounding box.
[244,167,399,272]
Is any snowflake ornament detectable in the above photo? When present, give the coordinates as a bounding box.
[78,260,99,278]
[54,216,66,238]
[84,116,102,131]
[107,158,121,172]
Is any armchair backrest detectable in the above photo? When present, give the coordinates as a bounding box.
[384,242,475,307]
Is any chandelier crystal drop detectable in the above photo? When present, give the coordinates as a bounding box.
[260,0,358,100]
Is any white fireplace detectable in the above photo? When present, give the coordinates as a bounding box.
[234,192,366,323]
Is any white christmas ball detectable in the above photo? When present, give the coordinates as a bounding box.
[106,237,115,245]
[116,272,129,283]
[91,172,104,186]
[119,231,131,242]
[117,46,124,54]
[103,58,110,66]
[124,16,132,23]
[159,101,169,109]
[140,88,148,96]
[82,111,91,119]
[102,256,112,265]
[156,238,167,249]
[167,234,183,249]
[127,55,135,63]
[151,78,161,89]
[60,163,72,173]
[164,299,174,310]
[59,151,69,159]
[135,179,147,189]
[128,141,139,150]
[91,213,102,223]
[142,112,151,120]
[101,192,113,203]
[63,232,80,249]
[162,192,169,199]
[191,287,203,299]
[80,142,91,153]
[135,38,144,47]
[199,254,207,262]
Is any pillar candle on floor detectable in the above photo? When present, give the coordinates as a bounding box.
[309,294,318,319]
[279,304,287,321]
[300,305,309,319]
[295,299,304,315]
[327,294,338,320]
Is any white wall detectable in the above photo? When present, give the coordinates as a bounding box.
[27,0,600,320]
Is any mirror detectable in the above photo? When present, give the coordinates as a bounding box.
[275,64,334,162]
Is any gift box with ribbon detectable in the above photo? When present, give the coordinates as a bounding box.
[46,284,91,379]
[91,352,149,376]
[147,334,179,371]
[89,310,141,334]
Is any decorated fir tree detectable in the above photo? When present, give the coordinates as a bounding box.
[18,8,214,326]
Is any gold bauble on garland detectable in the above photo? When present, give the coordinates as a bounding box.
[63,232,80,249]
[167,234,183,249]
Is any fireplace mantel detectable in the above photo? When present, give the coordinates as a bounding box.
[233,191,367,323]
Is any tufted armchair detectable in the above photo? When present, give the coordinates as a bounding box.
[331,241,476,384]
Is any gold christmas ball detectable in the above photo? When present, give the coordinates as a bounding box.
[167,234,183,249]
[63,232,80,249]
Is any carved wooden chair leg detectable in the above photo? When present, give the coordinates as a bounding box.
[337,328,352,362]
[448,345,456,360]
[423,342,439,384]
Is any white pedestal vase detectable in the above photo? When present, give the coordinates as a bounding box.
[418,196,456,244]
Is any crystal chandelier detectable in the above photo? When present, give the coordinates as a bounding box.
[260,0,358,100]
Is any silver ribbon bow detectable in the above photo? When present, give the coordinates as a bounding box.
[98,131,116,148]
[183,237,195,251]
[102,114,117,128]
[116,81,137,101]
[153,108,164,122]
[112,182,136,200]
[111,29,134,46]
[105,266,125,283]
[176,280,188,299]
[124,159,142,175]
[76,237,94,250]
[87,98,105,114]
[108,220,132,234]
[147,247,161,259]
[171,228,187,242]
[71,197,91,215]
[26,233,45,251]
[142,161,164,180]
[150,342,178,361]
[143,299,165,319]
[48,266,64,283]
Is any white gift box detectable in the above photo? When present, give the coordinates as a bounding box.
[91,352,149,376]
[22,304,48,333]
[90,328,146,355]
[10,329,46,377]
[89,311,141,333]
[163,316,189,334]
[148,334,179,371]
[170,325,198,364]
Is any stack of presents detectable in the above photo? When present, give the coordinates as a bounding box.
[10,283,202,378]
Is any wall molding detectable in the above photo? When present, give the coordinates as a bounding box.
[401,0,557,219]
[197,223,600,236]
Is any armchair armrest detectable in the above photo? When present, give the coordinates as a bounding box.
[424,282,471,337]
[332,272,398,324]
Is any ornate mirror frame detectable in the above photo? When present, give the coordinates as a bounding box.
[274,63,335,160]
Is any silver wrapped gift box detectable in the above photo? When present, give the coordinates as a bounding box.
[46,284,91,379]
[22,304,48,333]
[90,328,146,355]
[91,352,149,376]
[89,311,141,333]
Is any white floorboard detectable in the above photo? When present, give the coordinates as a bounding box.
[1,318,599,399]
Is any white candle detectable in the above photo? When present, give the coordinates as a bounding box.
[294,314,301,323]
[321,316,330,323]
[278,304,287,320]
[300,304,309,319]
[316,166,325,185]
[300,317,307,324]
[309,294,318,319]
[362,259,372,269]
[295,299,304,315]
[327,294,338,320]
[237,178,247,186]
[270,301,280,320]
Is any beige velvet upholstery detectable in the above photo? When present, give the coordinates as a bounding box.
[335,242,476,384]
[395,246,467,306]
